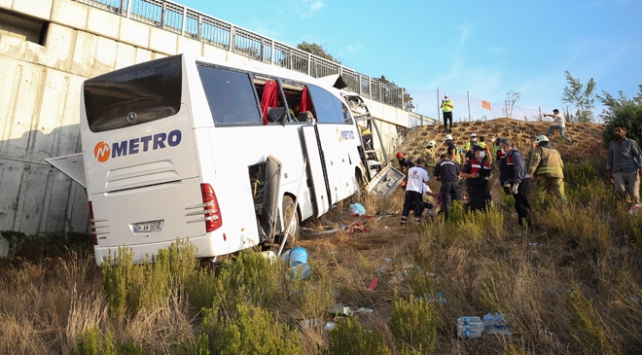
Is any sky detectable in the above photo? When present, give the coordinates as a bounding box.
[178,0,642,121]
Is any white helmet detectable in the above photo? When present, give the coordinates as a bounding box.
[426,140,436,148]
[535,135,549,144]
[444,134,453,141]
[470,132,477,137]
[471,132,478,141]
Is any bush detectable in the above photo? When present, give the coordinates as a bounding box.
[199,302,302,355]
[391,296,438,354]
[565,283,617,354]
[563,163,600,189]
[325,317,390,355]
[75,327,146,355]
[101,240,197,319]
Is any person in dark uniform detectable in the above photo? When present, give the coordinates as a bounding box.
[461,145,492,212]
[396,152,415,174]
[495,138,510,195]
[500,139,533,230]
[433,154,463,221]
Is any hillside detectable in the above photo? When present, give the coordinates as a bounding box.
[398,118,606,165]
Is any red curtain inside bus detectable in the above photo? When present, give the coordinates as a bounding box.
[260,80,278,124]
[299,86,311,113]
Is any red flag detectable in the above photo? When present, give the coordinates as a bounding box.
[481,100,491,110]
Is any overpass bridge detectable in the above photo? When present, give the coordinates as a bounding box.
[0,0,436,242]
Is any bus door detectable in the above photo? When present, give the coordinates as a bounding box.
[301,126,330,217]
[306,84,358,204]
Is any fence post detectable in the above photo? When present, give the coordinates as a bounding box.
[505,100,509,119]
[539,106,542,121]
[437,87,440,125]
[181,7,187,36]
[229,25,235,52]
[161,2,166,27]
[467,90,471,121]
[126,0,132,19]
[368,77,372,99]
[270,40,275,64]
[401,88,405,110]
[357,73,362,95]
[307,53,311,76]
[197,15,203,40]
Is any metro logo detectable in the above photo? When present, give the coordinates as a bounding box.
[94,142,111,162]
[93,130,182,163]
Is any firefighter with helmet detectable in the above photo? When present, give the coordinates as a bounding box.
[528,135,567,203]
[444,134,461,165]
[425,140,437,166]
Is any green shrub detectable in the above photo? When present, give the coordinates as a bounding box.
[325,317,391,355]
[75,327,146,355]
[565,283,617,354]
[563,163,600,189]
[101,239,198,319]
[391,296,438,354]
[199,302,301,355]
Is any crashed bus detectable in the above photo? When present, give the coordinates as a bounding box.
[47,54,404,266]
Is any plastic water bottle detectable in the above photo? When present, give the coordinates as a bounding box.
[290,263,311,280]
[457,316,484,339]
[482,313,513,336]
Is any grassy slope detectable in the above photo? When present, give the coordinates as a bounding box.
[2,119,642,354]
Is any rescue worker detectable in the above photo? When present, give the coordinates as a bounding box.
[425,140,437,166]
[433,154,463,221]
[442,95,455,132]
[461,145,492,212]
[500,139,533,230]
[478,136,493,163]
[495,138,510,195]
[444,135,460,165]
[401,159,430,226]
[396,152,414,174]
[528,135,566,203]
[464,133,479,162]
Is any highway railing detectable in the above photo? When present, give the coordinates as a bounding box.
[73,0,407,108]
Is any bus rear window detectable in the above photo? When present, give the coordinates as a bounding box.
[84,56,182,132]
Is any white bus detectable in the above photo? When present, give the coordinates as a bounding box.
[58,54,374,265]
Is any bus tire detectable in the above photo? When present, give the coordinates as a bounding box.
[281,195,299,246]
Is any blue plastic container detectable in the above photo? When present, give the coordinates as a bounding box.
[288,247,308,266]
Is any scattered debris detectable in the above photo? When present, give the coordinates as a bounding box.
[299,318,324,329]
[629,203,641,215]
[367,278,378,291]
[483,312,512,336]
[457,316,484,339]
[329,304,354,317]
[357,307,374,314]
[345,222,367,234]
[382,258,392,262]
[323,322,336,331]
[349,203,366,216]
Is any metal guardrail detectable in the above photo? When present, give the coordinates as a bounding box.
[73,0,406,108]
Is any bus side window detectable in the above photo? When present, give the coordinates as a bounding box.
[306,84,352,124]
[197,65,262,126]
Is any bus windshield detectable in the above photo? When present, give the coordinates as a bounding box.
[84,56,182,132]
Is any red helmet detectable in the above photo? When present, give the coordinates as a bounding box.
[396,152,404,159]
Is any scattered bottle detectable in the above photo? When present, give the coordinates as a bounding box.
[290,262,311,280]
[483,312,513,336]
[457,316,485,339]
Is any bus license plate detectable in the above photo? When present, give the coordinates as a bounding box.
[132,220,164,233]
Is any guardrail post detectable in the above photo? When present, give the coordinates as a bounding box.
[357,74,362,95]
[181,7,187,36]
[229,25,235,52]
[401,88,405,110]
[161,2,166,28]
[307,53,311,76]
[119,0,125,15]
[126,0,132,19]
[198,15,203,40]
[270,40,275,64]
[368,77,372,99]
[288,48,292,70]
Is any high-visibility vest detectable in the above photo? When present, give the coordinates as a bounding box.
[442,100,454,112]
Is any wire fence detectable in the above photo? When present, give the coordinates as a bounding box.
[408,89,548,125]
[73,0,406,108]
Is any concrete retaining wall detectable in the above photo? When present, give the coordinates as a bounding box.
[0,0,425,250]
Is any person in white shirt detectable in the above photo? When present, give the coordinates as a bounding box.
[401,159,430,226]
[543,109,573,144]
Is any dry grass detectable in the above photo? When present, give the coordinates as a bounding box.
[2,128,642,353]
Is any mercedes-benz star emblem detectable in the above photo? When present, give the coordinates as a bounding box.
[127,112,137,124]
